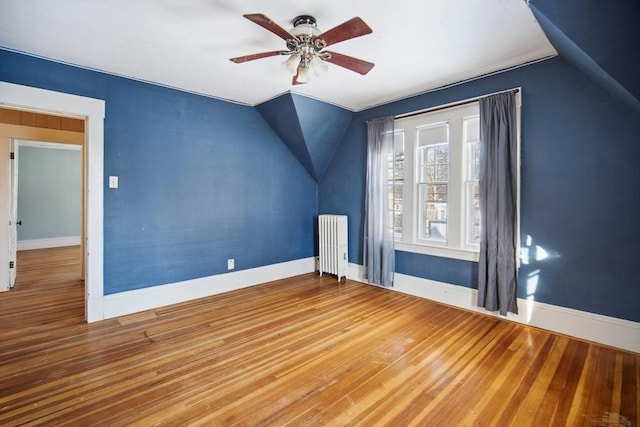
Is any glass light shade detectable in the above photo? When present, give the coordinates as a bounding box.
[297,65,314,83]
[289,24,321,38]
[281,55,301,75]
[310,56,328,76]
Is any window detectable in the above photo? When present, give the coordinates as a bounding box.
[390,97,520,261]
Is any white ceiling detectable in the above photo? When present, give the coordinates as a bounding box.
[0,0,556,111]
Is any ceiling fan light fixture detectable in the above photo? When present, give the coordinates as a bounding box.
[290,24,321,38]
[231,13,374,84]
[282,54,301,74]
[310,55,329,76]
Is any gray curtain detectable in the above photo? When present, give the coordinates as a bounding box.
[477,92,519,315]
[363,116,395,287]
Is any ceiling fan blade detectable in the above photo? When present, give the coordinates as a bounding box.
[318,17,372,47]
[243,13,294,41]
[230,50,284,64]
[324,51,375,75]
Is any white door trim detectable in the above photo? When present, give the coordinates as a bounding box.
[0,82,105,322]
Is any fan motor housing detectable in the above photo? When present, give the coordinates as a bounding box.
[292,15,317,28]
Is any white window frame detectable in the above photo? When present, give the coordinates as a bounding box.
[392,90,521,262]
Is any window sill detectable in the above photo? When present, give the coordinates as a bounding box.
[394,242,479,262]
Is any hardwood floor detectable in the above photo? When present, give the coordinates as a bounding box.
[0,247,638,426]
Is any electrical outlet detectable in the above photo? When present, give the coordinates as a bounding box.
[108,176,118,189]
[227,259,234,270]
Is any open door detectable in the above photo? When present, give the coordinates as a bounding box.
[9,138,18,287]
[0,138,19,290]
[0,137,11,291]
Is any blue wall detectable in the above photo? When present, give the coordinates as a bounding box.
[320,56,640,322]
[0,49,317,295]
[2,48,638,322]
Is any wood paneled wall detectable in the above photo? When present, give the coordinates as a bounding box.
[0,107,84,133]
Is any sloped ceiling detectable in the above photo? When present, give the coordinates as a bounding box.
[531,0,640,112]
[257,94,352,182]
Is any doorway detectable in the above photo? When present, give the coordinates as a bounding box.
[0,111,84,308]
[15,141,84,298]
[0,81,105,321]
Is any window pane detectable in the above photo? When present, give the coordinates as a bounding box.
[418,144,448,182]
[393,211,403,237]
[418,183,447,241]
[466,140,480,181]
[393,184,403,203]
[467,182,480,244]
[394,152,404,181]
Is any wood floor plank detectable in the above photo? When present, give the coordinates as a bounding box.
[1,247,638,426]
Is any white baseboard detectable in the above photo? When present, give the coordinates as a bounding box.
[102,257,316,320]
[17,236,81,251]
[349,263,640,353]
[98,258,639,353]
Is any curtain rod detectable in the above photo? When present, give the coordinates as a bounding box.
[395,87,520,120]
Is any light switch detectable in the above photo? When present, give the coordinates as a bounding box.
[109,176,119,189]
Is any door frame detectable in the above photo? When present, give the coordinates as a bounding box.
[0,82,105,322]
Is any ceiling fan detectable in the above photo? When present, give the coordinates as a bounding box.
[230,14,374,85]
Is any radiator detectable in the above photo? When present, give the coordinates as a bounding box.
[318,214,348,281]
